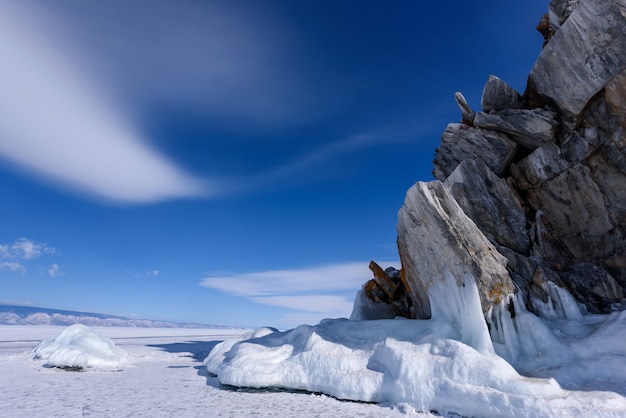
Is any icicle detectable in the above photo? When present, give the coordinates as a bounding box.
[429,272,494,355]
[486,293,523,364]
[531,281,583,321]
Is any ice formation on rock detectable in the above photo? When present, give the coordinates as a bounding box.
[206,274,626,417]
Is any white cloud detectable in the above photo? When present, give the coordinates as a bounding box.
[0,299,33,306]
[0,238,56,275]
[48,263,60,278]
[0,2,213,204]
[1,238,54,261]
[0,262,26,274]
[244,134,392,192]
[200,260,399,320]
[251,295,353,314]
[200,262,376,298]
[147,270,159,277]
[11,238,54,260]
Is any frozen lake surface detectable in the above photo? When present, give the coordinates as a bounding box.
[0,325,417,417]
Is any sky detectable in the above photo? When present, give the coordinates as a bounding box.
[0,0,548,329]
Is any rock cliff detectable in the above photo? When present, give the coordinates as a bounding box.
[356,0,626,320]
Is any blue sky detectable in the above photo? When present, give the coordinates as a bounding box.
[0,1,547,328]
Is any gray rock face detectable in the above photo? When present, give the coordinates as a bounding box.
[357,0,626,321]
[511,142,570,191]
[548,0,582,31]
[396,181,515,318]
[560,133,597,164]
[473,108,558,150]
[481,75,524,112]
[561,263,623,313]
[445,159,529,255]
[529,164,616,263]
[606,69,626,127]
[432,123,518,181]
[529,0,626,119]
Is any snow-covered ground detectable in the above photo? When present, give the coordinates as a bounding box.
[3,275,626,418]
[0,325,419,417]
[207,275,626,417]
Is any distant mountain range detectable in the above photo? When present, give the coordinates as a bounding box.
[0,304,230,328]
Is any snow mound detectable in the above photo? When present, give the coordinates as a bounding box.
[33,324,127,370]
[205,274,626,417]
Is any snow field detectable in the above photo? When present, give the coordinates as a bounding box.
[0,326,418,417]
[3,273,626,417]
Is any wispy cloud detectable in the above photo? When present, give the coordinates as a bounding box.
[200,260,399,325]
[242,134,393,192]
[0,299,33,306]
[10,238,55,260]
[48,263,61,278]
[128,269,161,278]
[0,262,26,274]
[201,262,374,298]
[0,238,56,275]
[252,295,353,314]
[0,2,213,204]
[1,238,54,261]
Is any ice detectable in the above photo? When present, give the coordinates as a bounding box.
[350,288,399,320]
[530,280,583,321]
[206,274,626,417]
[2,326,413,417]
[32,324,128,370]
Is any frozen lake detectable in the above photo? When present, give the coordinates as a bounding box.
[0,326,415,417]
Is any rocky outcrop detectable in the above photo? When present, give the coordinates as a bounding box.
[360,0,625,319]
[432,124,518,180]
[528,0,626,120]
[473,108,558,150]
[444,159,529,255]
[481,75,524,112]
[396,181,514,318]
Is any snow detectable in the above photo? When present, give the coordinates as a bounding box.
[32,324,128,370]
[0,326,416,417]
[3,274,626,417]
[207,274,626,417]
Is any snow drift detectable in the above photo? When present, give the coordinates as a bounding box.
[205,274,626,417]
[33,324,127,370]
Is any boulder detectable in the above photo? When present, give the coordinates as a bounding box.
[359,261,412,319]
[454,92,475,126]
[444,159,529,255]
[396,181,515,318]
[481,75,524,112]
[473,108,558,150]
[528,0,626,119]
[432,123,518,181]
